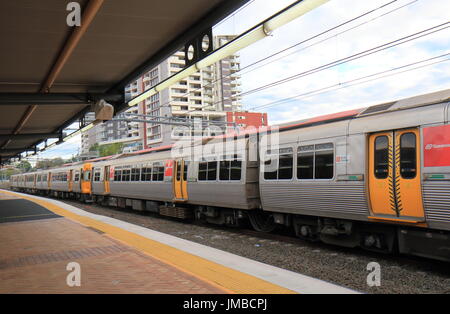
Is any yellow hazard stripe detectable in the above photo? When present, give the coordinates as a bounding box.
[0,190,295,294]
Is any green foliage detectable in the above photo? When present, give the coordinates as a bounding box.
[89,143,123,157]
[0,168,20,179]
[35,158,65,170]
[17,160,32,172]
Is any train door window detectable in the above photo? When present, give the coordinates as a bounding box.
[207,161,217,180]
[297,145,314,179]
[37,175,41,182]
[114,169,122,181]
[131,168,141,181]
[176,162,181,181]
[400,133,416,179]
[374,136,389,179]
[314,143,334,179]
[141,166,152,181]
[83,171,91,181]
[122,169,131,181]
[278,148,293,180]
[183,162,189,181]
[198,162,207,181]
[74,172,79,182]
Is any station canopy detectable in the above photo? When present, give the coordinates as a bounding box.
[0,0,248,164]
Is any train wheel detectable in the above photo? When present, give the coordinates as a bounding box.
[248,211,277,233]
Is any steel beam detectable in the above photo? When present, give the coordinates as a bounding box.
[0,93,123,105]
[108,0,250,96]
[0,133,61,140]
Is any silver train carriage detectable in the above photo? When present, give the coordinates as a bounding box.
[10,89,450,261]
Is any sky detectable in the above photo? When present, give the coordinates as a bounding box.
[28,0,450,163]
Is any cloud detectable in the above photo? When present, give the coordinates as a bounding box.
[215,0,450,125]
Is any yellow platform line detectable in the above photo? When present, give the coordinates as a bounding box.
[1,190,295,294]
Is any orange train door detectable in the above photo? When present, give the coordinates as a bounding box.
[173,160,188,201]
[81,163,92,194]
[68,170,73,192]
[104,166,110,194]
[368,128,425,222]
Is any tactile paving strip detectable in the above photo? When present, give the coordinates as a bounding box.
[0,245,131,270]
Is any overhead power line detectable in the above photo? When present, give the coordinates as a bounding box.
[151,0,406,113]
[208,20,450,108]
[247,52,450,111]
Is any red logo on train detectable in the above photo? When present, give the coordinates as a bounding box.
[423,125,450,167]
[164,160,173,177]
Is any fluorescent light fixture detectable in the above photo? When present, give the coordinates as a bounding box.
[63,123,93,142]
[196,26,266,69]
[264,0,329,33]
[127,0,328,108]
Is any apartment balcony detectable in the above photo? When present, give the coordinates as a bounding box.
[170,89,188,97]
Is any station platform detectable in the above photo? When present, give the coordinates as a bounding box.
[0,189,358,294]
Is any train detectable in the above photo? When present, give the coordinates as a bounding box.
[10,89,450,262]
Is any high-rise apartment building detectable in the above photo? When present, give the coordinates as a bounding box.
[81,36,264,154]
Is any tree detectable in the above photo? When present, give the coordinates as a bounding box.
[89,143,123,157]
[17,160,32,172]
[35,158,65,170]
[0,168,20,180]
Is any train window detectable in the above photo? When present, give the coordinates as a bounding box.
[94,171,101,182]
[400,133,416,179]
[230,159,242,180]
[264,158,277,180]
[198,162,207,181]
[131,168,141,181]
[207,161,217,180]
[315,150,334,179]
[141,167,152,181]
[74,173,79,182]
[198,161,217,181]
[278,148,293,179]
[297,151,314,179]
[264,148,293,180]
[297,143,334,180]
[122,169,131,181]
[152,166,164,181]
[114,170,122,181]
[219,155,242,181]
[374,136,389,179]
[219,161,231,180]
